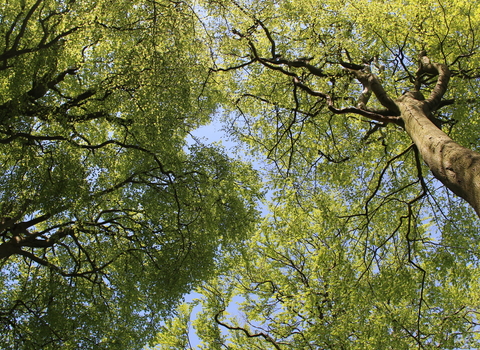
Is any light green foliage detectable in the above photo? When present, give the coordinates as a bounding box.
[152,303,196,349]
[162,196,480,349]
[0,0,260,349]
[153,0,480,349]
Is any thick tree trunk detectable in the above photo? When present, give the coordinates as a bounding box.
[398,94,480,217]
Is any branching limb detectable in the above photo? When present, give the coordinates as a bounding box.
[261,56,327,78]
[343,63,401,115]
[416,52,451,111]
[293,78,402,125]
[8,0,43,56]
[27,67,79,99]
[243,27,402,125]
[210,58,256,72]
[0,0,80,69]
[214,310,282,350]
[256,19,277,59]
[357,84,372,109]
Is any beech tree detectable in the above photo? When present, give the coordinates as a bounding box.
[154,0,480,349]
[0,0,260,348]
[201,0,480,218]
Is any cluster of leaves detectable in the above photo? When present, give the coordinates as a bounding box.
[0,0,261,348]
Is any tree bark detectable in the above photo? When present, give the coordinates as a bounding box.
[398,94,480,217]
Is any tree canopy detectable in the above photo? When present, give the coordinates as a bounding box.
[2,0,480,349]
[153,0,480,349]
[0,0,260,348]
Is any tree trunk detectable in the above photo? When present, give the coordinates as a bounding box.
[398,93,480,217]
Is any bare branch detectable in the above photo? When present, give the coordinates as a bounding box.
[256,20,277,59]
[245,28,402,124]
[11,0,43,54]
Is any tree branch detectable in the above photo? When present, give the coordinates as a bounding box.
[244,30,402,124]
[416,52,451,111]
[344,65,401,115]
[293,78,402,125]
[214,310,282,350]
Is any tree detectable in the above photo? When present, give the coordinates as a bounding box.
[153,0,480,349]
[205,0,480,218]
[0,0,260,348]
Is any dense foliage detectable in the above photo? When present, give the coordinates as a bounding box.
[154,0,480,349]
[0,1,260,348]
[2,0,480,349]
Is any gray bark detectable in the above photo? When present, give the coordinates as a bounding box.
[398,94,480,217]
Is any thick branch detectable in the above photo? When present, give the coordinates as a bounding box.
[0,27,80,65]
[416,53,451,111]
[0,0,79,68]
[28,67,79,99]
[357,84,372,109]
[247,36,326,78]
[345,66,400,115]
[10,0,43,54]
[293,78,402,125]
